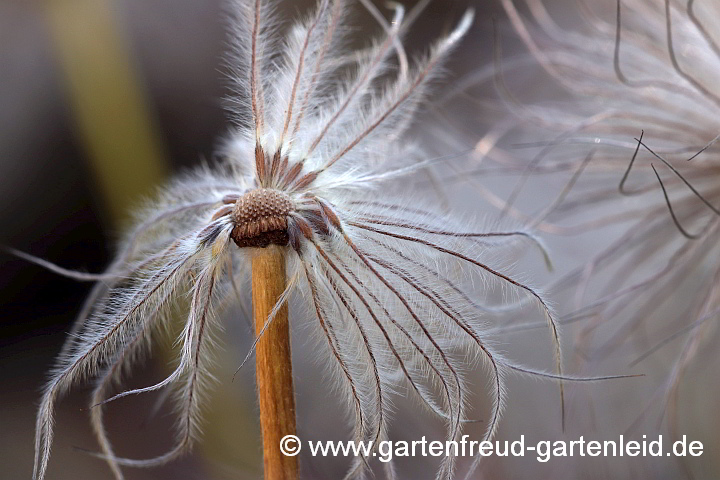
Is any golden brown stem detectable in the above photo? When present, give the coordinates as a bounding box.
[251,246,298,480]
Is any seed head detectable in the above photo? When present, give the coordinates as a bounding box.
[26,2,596,480]
[493,1,720,476]
[231,188,294,247]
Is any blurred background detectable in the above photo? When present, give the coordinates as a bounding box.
[2,0,718,479]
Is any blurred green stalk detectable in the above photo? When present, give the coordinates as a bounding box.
[45,0,168,225]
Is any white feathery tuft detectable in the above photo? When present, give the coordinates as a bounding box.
[23,2,625,479]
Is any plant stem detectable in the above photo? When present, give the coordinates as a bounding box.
[252,245,298,480]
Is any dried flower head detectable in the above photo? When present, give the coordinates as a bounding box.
[28,1,581,479]
[489,0,720,475]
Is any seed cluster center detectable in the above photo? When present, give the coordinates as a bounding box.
[231,188,294,248]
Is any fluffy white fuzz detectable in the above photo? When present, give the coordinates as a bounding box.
[487,1,720,475]
[28,2,590,479]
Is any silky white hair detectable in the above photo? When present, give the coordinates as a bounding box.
[474,0,720,477]
[24,1,632,479]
